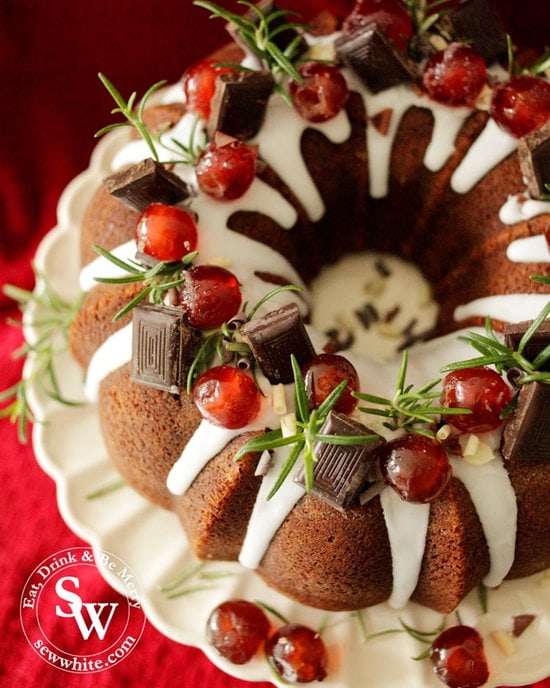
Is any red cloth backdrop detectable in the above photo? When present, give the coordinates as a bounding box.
[0,1,548,687]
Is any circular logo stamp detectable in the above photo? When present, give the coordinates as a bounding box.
[20,547,146,673]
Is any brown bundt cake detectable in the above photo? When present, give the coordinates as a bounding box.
[68,0,550,615]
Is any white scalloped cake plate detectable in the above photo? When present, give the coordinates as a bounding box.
[24,131,550,687]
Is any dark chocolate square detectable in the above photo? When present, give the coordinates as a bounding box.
[336,24,417,94]
[240,302,315,384]
[436,0,507,63]
[104,158,191,211]
[207,70,275,140]
[501,382,550,464]
[504,319,550,372]
[294,411,385,511]
[131,304,196,393]
[518,122,550,200]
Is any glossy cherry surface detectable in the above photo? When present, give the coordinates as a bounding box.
[183,60,237,119]
[422,43,487,107]
[196,139,257,200]
[193,366,261,429]
[302,353,359,415]
[490,75,550,138]
[180,264,242,329]
[343,0,413,52]
[289,62,349,123]
[265,623,328,683]
[135,203,198,262]
[430,625,489,688]
[206,599,270,664]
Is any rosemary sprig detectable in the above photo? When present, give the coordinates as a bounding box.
[367,617,445,661]
[95,74,206,165]
[186,283,304,392]
[234,354,378,499]
[353,351,469,439]
[92,245,198,320]
[194,0,307,104]
[403,0,449,35]
[1,274,83,442]
[506,36,550,77]
[440,305,550,386]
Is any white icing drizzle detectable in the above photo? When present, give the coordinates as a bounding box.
[251,93,351,220]
[451,118,517,193]
[499,193,550,226]
[455,294,550,324]
[84,323,132,402]
[450,455,517,587]
[507,234,550,263]
[379,488,430,609]
[238,446,305,569]
[80,239,135,292]
[166,420,245,495]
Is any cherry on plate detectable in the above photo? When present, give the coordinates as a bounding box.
[206,599,270,664]
[265,623,328,683]
[430,625,489,688]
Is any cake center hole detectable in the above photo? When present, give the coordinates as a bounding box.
[309,252,439,360]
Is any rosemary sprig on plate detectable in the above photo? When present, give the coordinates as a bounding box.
[92,245,198,320]
[234,354,378,498]
[194,0,307,104]
[353,350,469,439]
[1,274,82,442]
[186,283,304,392]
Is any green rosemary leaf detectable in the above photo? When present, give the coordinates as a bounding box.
[254,600,289,624]
[246,284,303,321]
[94,122,131,138]
[167,584,215,599]
[138,80,168,120]
[158,561,205,592]
[353,391,392,406]
[315,379,348,419]
[86,479,126,500]
[113,286,152,321]
[3,284,36,304]
[461,331,510,354]
[518,371,550,384]
[440,354,510,372]
[291,354,310,424]
[477,582,489,614]
[194,0,251,31]
[518,301,550,355]
[92,244,142,274]
[396,350,408,393]
[234,430,301,459]
[266,41,302,81]
[409,426,436,439]
[532,344,550,370]
[186,332,220,393]
[530,274,550,286]
[499,393,519,420]
[267,440,304,500]
[357,406,393,418]
[94,274,145,284]
[98,72,127,110]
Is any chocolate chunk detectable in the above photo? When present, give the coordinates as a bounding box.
[501,381,550,464]
[355,302,379,328]
[240,302,315,384]
[504,319,550,371]
[131,304,198,393]
[435,0,506,63]
[207,70,275,140]
[518,122,550,200]
[336,24,417,94]
[104,158,191,211]
[513,614,536,638]
[227,1,306,58]
[294,411,385,511]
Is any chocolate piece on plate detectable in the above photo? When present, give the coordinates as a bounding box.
[336,24,417,94]
[518,122,550,200]
[504,319,550,371]
[227,0,306,57]
[240,302,315,384]
[207,70,275,140]
[131,304,197,393]
[501,381,550,464]
[104,158,191,211]
[294,411,385,511]
[435,0,507,63]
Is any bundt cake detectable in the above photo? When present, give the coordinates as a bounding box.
[68,0,550,616]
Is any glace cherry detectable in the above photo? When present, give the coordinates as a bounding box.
[265,623,328,683]
[206,599,270,664]
[490,75,550,138]
[302,353,360,415]
[343,0,413,52]
[183,60,237,119]
[441,367,513,434]
[422,43,487,107]
[193,366,261,429]
[135,203,198,262]
[196,139,257,201]
[378,434,452,503]
[289,62,349,123]
[180,264,242,329]
[430,625,489,688]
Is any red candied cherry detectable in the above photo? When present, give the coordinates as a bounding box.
[378,434,452,503]
[183,60,237,119]
[196,138,257,201]
[206,599,270,664]
[490,75,550,138]
[180,264,242,329]
[441,367,513,434]
[135,203,198,262]
[265,623,328,683]
[302,353,359,415]
[343,0,413,52]
[193,366,261,428]
[422,43,487,107]
[430,625,489,688]
[546,227,550,251]
[289,62,349,123]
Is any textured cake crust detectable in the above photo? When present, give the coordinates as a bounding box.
[69,36,550,613]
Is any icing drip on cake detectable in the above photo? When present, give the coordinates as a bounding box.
[455,294,550,324]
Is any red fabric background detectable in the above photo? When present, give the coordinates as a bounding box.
[0,1,548,686]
